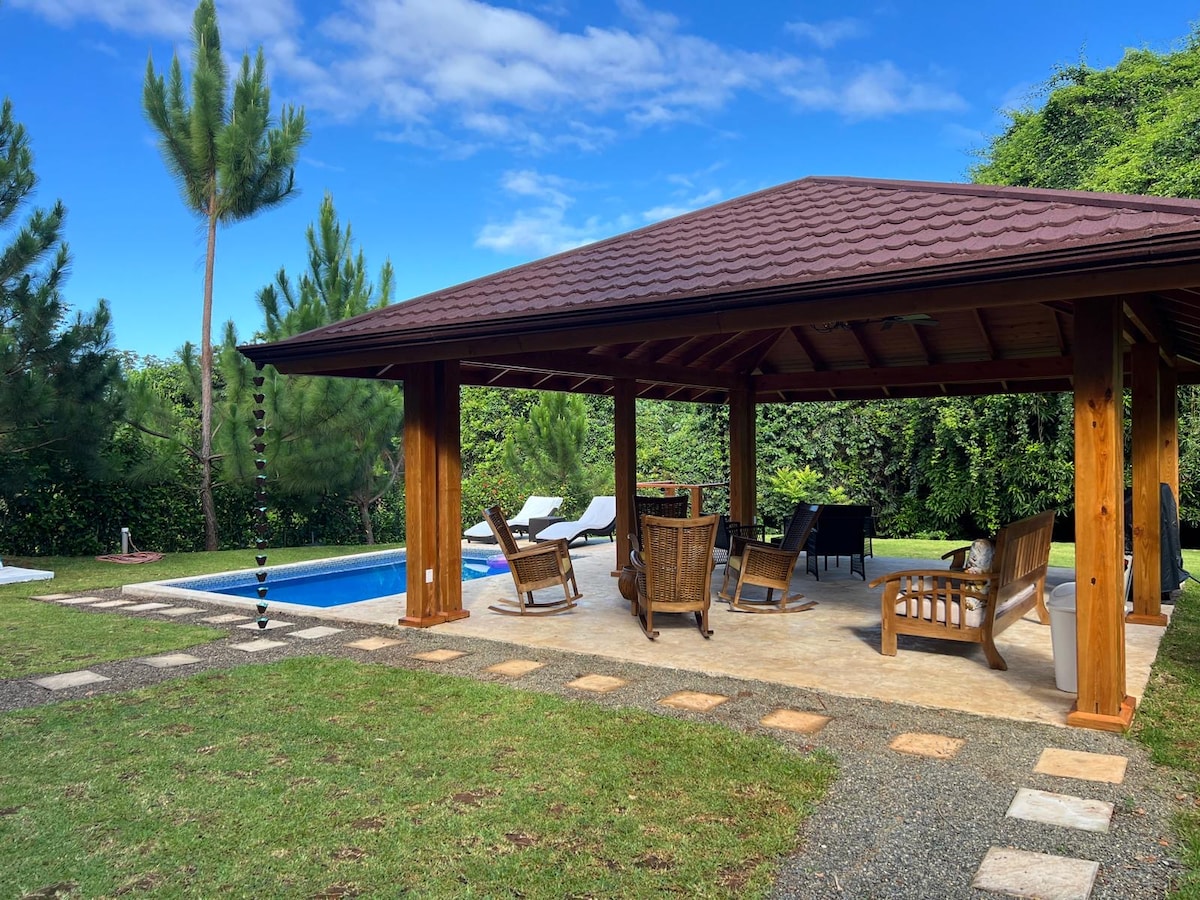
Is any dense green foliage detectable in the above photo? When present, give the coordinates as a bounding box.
[142,0,308,549]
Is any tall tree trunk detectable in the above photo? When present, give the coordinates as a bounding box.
[357,495,376,545]
[200,206,219,551]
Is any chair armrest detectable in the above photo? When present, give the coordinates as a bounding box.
[869,568,991,589]
[941,546,970,570]
[508,539,569,563]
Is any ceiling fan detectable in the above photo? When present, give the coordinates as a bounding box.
[812,314,939,333]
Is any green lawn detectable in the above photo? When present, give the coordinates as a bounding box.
[0,545,392,679]
[1133,579,1200,898]
[0,657,835,899]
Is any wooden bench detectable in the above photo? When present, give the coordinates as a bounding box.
[869,510,1055,670]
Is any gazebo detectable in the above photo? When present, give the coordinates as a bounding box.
[241,175,1200,732]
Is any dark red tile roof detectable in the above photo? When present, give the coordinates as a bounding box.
[250,175,1200,351]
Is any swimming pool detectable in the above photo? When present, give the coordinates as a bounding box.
[132,548,506,610]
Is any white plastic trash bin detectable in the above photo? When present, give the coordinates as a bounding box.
[1047,582,1077,693]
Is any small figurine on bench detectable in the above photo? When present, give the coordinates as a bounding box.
[869,511,1055,670]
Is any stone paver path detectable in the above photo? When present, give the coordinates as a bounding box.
[5,589,1181,900]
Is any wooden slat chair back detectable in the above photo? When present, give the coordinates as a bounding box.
[719,503,821,613]
[483,505,581,616]
[870,510,1055,670]
[630,514,719,640]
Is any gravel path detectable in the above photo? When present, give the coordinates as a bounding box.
[4,589,1190,899]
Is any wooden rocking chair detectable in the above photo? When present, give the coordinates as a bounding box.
[718,503,821,613]
[629,513,719,640]
[483,505,580,616]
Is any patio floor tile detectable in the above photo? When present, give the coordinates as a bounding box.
[53,596,102,605]
[288,626,344,640]
[1034,748,1128,784]
[123,602,172,612]
[1006,788,1113,833]
[486,659,545,677]
[230,639,287,653]
[33,670,111,690]
[201,614,251,623]
[236,619,294,630]
[889,732,966,759]
[567,674,628,693]
[759,708,831,734]
[971,847,1099,900]
[659,690,729,712]
[412,649,467,662]
[90,600,135,608]
[139,653,203,669]
[157,606,204,617]
[344,637,402,651]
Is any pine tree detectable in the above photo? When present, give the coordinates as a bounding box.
[142,0,308,549]
[0,98,121,495]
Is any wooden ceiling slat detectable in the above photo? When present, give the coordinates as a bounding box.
[973,309,997,360]
[755,356,1072,394]
[789,326,826,370]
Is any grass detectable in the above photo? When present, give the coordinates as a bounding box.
[0,657,836,899]
[0,545,393,679]
[1133,580,1200,898]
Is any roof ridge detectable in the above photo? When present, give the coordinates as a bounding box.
[806,175,1200,216]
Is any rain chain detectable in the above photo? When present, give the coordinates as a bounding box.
[253,364,269,629]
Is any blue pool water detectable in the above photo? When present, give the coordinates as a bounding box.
[167,549,504,608]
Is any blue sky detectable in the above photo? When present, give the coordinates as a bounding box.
[2,1,1197,359]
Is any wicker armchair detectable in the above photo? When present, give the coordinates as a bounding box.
[483,505,580,616]
[629,513,719,640]
[718,503,821,613]
[633,493,691,548]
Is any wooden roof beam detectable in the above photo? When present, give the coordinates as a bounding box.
[755,356,1072,393]
[473,350,739,391]
[1125,295,1177,362]
[789,326,827,370]
[972,309,997,360]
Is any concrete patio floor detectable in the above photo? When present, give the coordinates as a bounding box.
[219,538,1169,729]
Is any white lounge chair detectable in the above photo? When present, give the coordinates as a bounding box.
[464,495,563,543]
[534,496,617,547]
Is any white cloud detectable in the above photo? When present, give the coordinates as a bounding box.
[786,17,864,49]
[785,61,966,118]
[15,0,970,146]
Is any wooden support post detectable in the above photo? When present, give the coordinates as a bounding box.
[400,361,465,627]
[728,384,756,527]
[1129,342,1166,626]
[436,361,467,622]
[613,379,637,577]
[1069,298,1135,731]
[1161,361,1179,511]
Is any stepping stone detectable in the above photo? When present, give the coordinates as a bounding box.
[1007,788,1114,833]
[33,670,110,690]
[123,602,172,612]
[567,674,628,693]
[54,596,102,605]
[139,653,203,669]
[345,637,402,651]
[236,619,294,630]
[201,614,251,623]
[1035,748,1128,784]
[288,626,344,640]
[889,732,965,760]
[90,600,135,608]
[230,639,287,653]
[972,847,1098,900]
[157,606,203,617]
[486,659,545,677]
[412,649,467,663]
[760,708,831,734]
[659,690,729,713]
[34,593,75,601]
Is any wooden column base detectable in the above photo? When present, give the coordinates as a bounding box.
[442,609,471,622]
[398,613,449,628]
[1066,695,1136,732]
[1126,612,1169,627]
